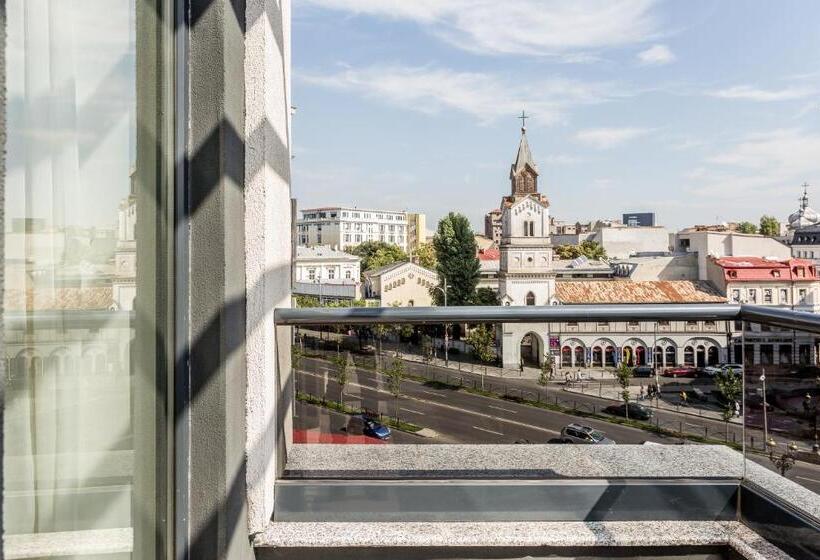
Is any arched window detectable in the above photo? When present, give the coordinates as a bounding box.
[665,346,676,367]
[574,346,585,367]
[561,346,572,366]
[526,292,535,306]
[684,346,695,366]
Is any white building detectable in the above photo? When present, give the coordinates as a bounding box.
[294,245,361,300]
[674,229,791,280]
[791,225,820,264]
[363,261,438,307]
[594,224,670,258]
[296,206,408,252]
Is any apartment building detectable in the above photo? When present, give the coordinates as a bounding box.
[296,206,408,252]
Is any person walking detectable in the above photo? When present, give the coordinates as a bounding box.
[639,384,645,401]
[680,390,688,407]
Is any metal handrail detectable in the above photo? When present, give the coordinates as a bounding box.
[274,303,742,326]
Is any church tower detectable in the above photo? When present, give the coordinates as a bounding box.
[498,117,556,367]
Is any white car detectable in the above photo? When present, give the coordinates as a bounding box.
[704,364,743,377]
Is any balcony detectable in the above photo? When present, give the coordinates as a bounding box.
[263,303,820,559]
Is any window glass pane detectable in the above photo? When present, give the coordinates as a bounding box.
[4,0,171,557]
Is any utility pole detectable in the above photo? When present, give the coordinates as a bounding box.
[434,277,450,367]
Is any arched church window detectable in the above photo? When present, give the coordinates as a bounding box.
[526,292,535,306]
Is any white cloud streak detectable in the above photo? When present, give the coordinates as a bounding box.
[708,85,817,102]
[299,65,626,125]
[574,127,650,149]
[637,44,675,65]
[300,0,663,58]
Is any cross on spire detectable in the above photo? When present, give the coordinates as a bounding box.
[801,182,811,210]
[518,110,529,132]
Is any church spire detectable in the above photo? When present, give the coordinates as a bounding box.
[510,111,538,195]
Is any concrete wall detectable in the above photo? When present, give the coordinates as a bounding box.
[595,227,670,259]
[620,254,698,281]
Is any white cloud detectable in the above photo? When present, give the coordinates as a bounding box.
[299,65,624,125]
[574,127,650,149]
[637,44,675,65]
[300,0,663,58]
[708,85,817,102]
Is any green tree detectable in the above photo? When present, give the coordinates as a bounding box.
[472,287,500,306]
[715,368,742,441]
[759,215,780,237]
[538,353,555,386]
[346,240,408,274]
[554,241,606,260]
[432,213,481,306]
[385,355,404,421]
[615,362,634,419]
[332,353,351,403]
[554,245,580,259]
[414,242,437,269]
[466,324,496,363]
[736,221,758,234]
[420,334,435,373]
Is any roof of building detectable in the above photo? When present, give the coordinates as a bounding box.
[710,256,818,282]
[363,260,437,279]
[296,245,360,261]
[555,280,725,304]
[477,248,500,261]
[511,129,537,175]
[792,225,820,245]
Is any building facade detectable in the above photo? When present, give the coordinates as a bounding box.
[294,245,361,300]
[296,206,408,252]
[406,212,427,253]
[484,208,503,245]
[791,224,820,264]
[623,212,656,227]
[363,261,439,307]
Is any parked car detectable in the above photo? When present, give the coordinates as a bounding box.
[603,403,654,421]
[560,423,615,444]
[633,365,654,377]
[703,365,723,377]
[664,366,697,378]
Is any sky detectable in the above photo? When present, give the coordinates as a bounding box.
[292,0,820,233]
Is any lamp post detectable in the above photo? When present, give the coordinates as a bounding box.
[433,278,450,367]
[761,370,769,443]
[767,438,799,477]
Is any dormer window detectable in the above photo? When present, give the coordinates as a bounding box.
[772,270,781,278]
[728,270,737,278]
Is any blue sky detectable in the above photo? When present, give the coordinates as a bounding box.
[292,0,820,233]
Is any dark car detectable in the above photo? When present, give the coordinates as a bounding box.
[633,365,654,377]
[362,418,391,440]
[603,403,654,421]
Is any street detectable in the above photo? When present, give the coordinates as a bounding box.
[295,354,820,493]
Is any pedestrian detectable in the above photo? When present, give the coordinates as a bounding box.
[680,390,688,407]
[639,384,645,401]
[519,361,524,374]
[734,401,741,418]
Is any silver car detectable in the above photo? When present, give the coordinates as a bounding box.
[560,423,615,444]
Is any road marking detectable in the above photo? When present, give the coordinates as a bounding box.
[796,475,820,484]
[421,390,446,398]
[473,426,504,436]
[400,407,424,416]
[488,404,517,414]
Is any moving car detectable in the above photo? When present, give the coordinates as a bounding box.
[664,366,697,378]
[347,415,392,440]
[603,403,654,421]
[560,423,615,444]
[704,363,743,377]
[633,365,654,377]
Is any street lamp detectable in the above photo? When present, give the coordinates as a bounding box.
[767,438,799,477]
[433,277,450,367]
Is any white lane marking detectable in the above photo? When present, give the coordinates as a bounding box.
[796,475,820,484]
[473,426,504,436]
[421,390,446,398]
[488,404,517,414]
[298,370,560,436]
[400,407,424,416]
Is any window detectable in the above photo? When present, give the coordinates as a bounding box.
[780,288,789,303]
[800,288,808,302]
[345,270,352,279]
[308,268,316,280]
[526,292,536,305]
[748,289,757,303]
[764,289,773,304]
[657,320,670,327]
[731,289,741,302]
[328,269,335,280]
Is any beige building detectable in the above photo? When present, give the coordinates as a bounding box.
[363,261,438,307]
[674,229,791,280]
[406,212,427,254]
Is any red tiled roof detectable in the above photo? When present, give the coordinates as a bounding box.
[477,248,500,261]
[711,257,818,282]
[556,281,725,304]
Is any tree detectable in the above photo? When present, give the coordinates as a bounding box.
[472,287,500,306]
[346,240,407,274]
[538,353,555,386]
[554,241,606,261]
[332,353,351,403]
[420,334,435,373]
[715,368,742,441]
[736,222,758,234]
[615,362,634,420]
[414,242,437,269]
[760,215,780,237]
[432,213,481,306]
[385,355,404,421]
[466,324,496,363]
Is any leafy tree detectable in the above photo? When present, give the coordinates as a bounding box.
[538,353,555,386]
[466,324,496,363]
[615,362,634,419]
[736,222,758,234]
[346,240,408,274]
[332,353,351,403]
[759,215,780,237]
[295,295,320,308]
[715,368,742,441]
[432,213,481,306]
[385,355,404,421]
[414,242,437,269]
[472,287,500,306]
[554,240,607,260]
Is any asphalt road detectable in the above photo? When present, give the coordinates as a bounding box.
[295,355,820,494]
